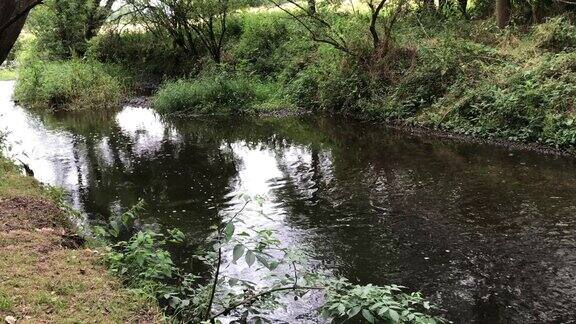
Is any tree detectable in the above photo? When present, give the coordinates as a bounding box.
[27,0,117,58]
[367,0,407,51]
[126,0,233,63]
[85,0,116,39]
[0,0,43,64]
[495,0,511,28]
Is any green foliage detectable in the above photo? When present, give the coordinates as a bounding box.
[533,15,576,52]
[432,51,576,147]
[232,13,299,76]
[105,230,180,288]
[14,60,124,112]
[86,31,197,81]
[322,280,444,323]
[27,0,92,59]
[97,198,444,323]
[153,74,288,115]
[97,200,184,295]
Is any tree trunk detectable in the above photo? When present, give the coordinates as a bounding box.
[531,4,542,24]
[458,0,469,19]
[308,0,316,15]
[495,0,511,28]
[0,0,38,65]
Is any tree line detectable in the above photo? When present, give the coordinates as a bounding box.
[2,0,576,66]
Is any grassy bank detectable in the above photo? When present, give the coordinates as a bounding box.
[0,153,161,322]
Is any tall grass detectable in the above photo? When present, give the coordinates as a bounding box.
[153,74,290,115]
[14,60,124,112]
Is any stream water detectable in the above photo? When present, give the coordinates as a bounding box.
[2,81,576,323]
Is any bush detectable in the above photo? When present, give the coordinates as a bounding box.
[422,51,576,147]
[533,15,576,52]
[14,60,124,112]
[232,13,294,76]
[153,74,288,115]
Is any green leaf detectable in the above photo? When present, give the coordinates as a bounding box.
[245,250,256,267]
[228,278,239,286]
[232,244,245,263]
[256,254,269,268]
[389,309,400,322]
[362,309,375,323]
[348,306,361,318]
[225,222,235,240]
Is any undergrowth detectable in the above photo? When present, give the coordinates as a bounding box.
[14,60,124,112]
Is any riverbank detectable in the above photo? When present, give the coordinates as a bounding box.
[0,154,162,322]
[12,12,576,153]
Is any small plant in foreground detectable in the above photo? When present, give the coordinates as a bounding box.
[99,198,446,323]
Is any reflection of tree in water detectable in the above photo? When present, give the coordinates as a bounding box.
[266,118,576,323]
[40,111,576,323]
[69,117,239,244]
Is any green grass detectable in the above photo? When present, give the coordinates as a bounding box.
[153,74,291,115]
[14,60,124,112]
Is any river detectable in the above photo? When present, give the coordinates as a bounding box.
[2,81,576,323]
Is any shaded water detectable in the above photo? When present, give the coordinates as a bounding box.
[2,81,576,323]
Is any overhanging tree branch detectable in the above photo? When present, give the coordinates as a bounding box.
[0,0,43,34]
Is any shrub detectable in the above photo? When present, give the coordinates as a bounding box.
[424,51,576,147]
[153,74,287,115]
[232,13,293,76]
[533,15,576,52]
[14,60,124,112]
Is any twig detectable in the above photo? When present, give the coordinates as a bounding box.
[204,246,222,321]
[210,285,324,320]
[204,200,250,320]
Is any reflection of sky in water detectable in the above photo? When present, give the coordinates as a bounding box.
[219,143,323,323]
[116,106,181,156]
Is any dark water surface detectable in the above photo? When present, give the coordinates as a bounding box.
[2,81,576,323]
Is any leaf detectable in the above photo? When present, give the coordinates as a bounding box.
[228,278,239,286]
[389,309,400,322]
[256,254,269,268]
[225,223,235,240]
[347,306,361,318]
[423,301,430,310]
[268,261,279,270]
[232,244,245,263]
[245,250,256,267]
[362,309,375,323]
